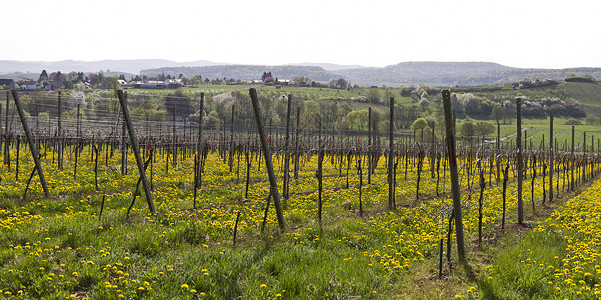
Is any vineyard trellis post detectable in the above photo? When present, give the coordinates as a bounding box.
[57,91,63,170]
[0,103,3,162]
[571,125,575,191]
[388,97,395,210]
[368,107,372,184]
[11,90,49,197]
[517,97,524,224]
[496,120,500,183]
[116,90,155,214]
[583,132,587,182]
[249,88,285,231]
[442,90,466,263]
[229,106,235,172]
[4,92,9,165]
[549,114,554,202]
[194,93,205,209]
[293,107,300,180]
[282,94,292,206]
[121,120,126,175]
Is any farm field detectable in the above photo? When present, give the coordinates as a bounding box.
[0,124,598,299]
[0,85,600,299]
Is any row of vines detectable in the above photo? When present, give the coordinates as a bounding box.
[0,89,599,298]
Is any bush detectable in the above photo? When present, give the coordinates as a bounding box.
[565,119,581,125]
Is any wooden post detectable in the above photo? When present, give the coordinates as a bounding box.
[11,90,49,197]
[0,103,3,161]
[357,158,363,217]
[116,90,155,214]
[4,92,10,165]
[516,97,523,224]
[431,121,436,177]
[368,107,372,184]
[194,93,205,208]
[478,160,485,250]
[229,106,235,172]
[282,94,292,206]
[233,211,241,247]
[15,138,20,181]
[388,97,395,210]
[121,120,126,175]
[583,132,587,182]
[571,125,575,191]
[249,88,285,231]
[293,107,300,180]
[549,114,553,202]
[442,90,466,263]
[76,104,81,138]
[496,121,500,183]
[317,117,323,227]
[57,91,63,170]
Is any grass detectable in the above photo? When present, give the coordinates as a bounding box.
[459,173,601,300]
[452,115,601,150]
[0,122,599,298]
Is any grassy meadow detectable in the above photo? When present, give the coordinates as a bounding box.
[0,132,593,299]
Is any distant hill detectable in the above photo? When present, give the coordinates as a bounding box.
[141,65,342,82]
[142,62,601,87]
[3,60,601,87]
[335,62,601,87]
[0,59,224,75]
[286,62,366,71]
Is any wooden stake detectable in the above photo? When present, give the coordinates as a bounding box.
[249,88,285,231]
[117,90,155,214]
[442,90,466,263]
[11,90,49,197]
[516,97,523,224]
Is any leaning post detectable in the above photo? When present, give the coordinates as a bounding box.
[249,88,286,231]
[11,90,49,197]
[116,90,155,214]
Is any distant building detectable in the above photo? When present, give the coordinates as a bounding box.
[277,79,291,86]
[0,79,15,89]
[130,79,183,89]
[19,80,38,90]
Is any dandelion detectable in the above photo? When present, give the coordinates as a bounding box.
[260,284,267,288]
[181,284,189,289]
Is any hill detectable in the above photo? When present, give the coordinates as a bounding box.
[140,65,342,82]
[3,60,601,88]
[142,62,601,87]
[286,62,366,71]
[336,62,601,87]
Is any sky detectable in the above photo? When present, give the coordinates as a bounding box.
[3,0,600,69]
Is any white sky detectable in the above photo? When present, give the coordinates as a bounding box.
[3,0,600,69]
